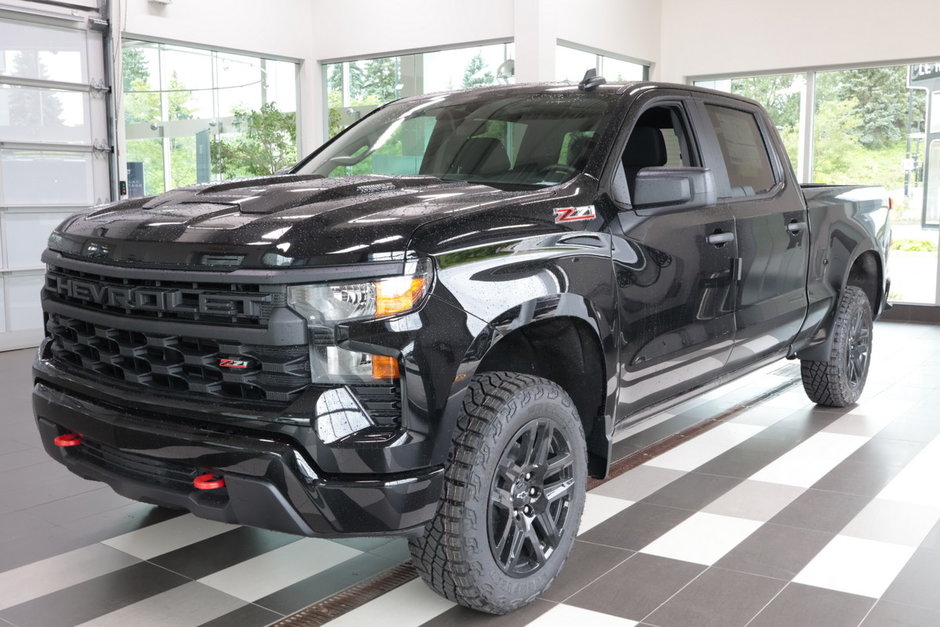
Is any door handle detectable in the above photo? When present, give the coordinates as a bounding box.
[787,220,807,234]
[706,231,735,246]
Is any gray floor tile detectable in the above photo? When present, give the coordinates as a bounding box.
[748,583,875,627]
[197,602,283,627]
[566,553,705,621]
[701,480,804,521]
[768,488,871,533]
[862,600,940,626]
[882,547,940,611]
[714,523,835,580]
[640,472,742,511]
[645,566,785,627]
[578,501,693,551]
[814,460,909,497]
[539,540,634,602]
[590,465,686,502]
[420,598,556,626]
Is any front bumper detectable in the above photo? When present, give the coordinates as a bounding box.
[33,378,443,537]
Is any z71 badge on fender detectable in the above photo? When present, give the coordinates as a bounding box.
[554,206,596,223]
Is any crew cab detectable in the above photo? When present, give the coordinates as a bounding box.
[33,76,890,614]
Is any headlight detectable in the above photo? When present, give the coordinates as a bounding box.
[287,259,431,383]
[287,258,431,325]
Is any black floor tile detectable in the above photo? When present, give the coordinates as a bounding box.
[847,437,927,467]
[539,540,634,602]
[813,460,908,497]
[420,598,556,626]
[748,583,874,627]
[640,472,742,511]
[565,553,705,621]
[714,523,835,581]
[861,600,940,626]
[0,562,189,627]
[882,547,940,611]
[577,501,693,551]
[150,527,301,580]
[645,566,785,627]
[768,488,871,533]
[198,602,283,627]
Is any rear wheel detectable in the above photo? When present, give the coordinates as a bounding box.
[409,372,586,614]
[801,286,873,407]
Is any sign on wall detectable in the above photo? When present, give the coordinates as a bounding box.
[910,62,940,84]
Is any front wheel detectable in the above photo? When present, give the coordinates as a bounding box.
[801,285,873,407]
[409,372,587,614]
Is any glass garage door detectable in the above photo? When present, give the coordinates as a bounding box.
[0,6,113,350]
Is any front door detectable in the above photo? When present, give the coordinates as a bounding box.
[606,99,737,423]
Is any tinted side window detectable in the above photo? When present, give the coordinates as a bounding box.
[705,104,777,196]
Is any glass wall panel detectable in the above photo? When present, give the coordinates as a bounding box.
[0,86,90,144]
[0,19,86,83]
[6,273,44,331]
[555,44,647,83]
[324,43,515,138]
[0,150,94,205]
[0,277,5,333]
[4,211,73,269]
[814,66,933,304]
[122,41,299,191]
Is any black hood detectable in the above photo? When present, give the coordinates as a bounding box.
[50,174,536,270]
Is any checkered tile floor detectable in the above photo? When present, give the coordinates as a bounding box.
[2,321,939,626]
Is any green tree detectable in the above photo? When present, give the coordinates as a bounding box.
[211,102,297,178]
[731,74,801,128]
[122,47,149,92]
[359,57,399,103]
[9,52,64,130]
[462,53,494,88]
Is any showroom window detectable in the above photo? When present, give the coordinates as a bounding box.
[122,41,299,196]
[324,42,515,138]
[555,43,647,83]
[696,64,936,306]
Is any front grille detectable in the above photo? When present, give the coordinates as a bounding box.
[47,312,310,404]
[44,265,279,327]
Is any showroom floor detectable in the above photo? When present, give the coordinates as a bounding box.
[2,321,940,626]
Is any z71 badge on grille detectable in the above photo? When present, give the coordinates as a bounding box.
[219,358,250,369]
[553,206,596,223]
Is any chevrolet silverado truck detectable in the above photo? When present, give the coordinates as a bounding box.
[33,76,890,613]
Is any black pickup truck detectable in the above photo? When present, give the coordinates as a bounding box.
[33,77,890,613]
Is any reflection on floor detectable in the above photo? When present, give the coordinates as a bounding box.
[2,321,940,626]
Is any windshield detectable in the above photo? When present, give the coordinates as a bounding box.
[295,91,614,189]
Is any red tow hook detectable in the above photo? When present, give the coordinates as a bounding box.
[193,473,226,490]
[54,433,83,447]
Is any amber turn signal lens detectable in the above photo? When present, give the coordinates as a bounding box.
[376,277,427,317]
[371,355,400,380]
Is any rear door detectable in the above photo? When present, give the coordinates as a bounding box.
[692,98,809,367]
[605,93,737,422]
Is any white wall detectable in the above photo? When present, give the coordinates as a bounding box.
[557,0,660,69]
[660,0,940,82]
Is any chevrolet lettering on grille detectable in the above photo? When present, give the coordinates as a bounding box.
[48,274,271,318]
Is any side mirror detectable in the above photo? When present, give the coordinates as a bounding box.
[633,167,716,213]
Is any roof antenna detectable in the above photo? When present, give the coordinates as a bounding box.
[579,68,606,91]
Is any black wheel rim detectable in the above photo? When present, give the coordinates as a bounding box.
[488,418,575,578]
[845,306,871,388]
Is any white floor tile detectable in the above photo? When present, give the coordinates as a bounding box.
[842,499,940,547]
[645,423,765,472]
[749,432,869,488]
[793,535,916,599]
[701,480,804,522]
[877,435,940,508]
[323,579,454,626]
[198,538,360,602]
[528,603,639,626]
[639,512,762,565]
[102,514,236,560]
[0,544,138,611]
[76,581,244,627]
[579,493,633,535]
[590,465,685,502]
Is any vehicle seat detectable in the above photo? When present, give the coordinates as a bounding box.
[566,134,597,170]
[447,137,511,178]
[622,127,666,197]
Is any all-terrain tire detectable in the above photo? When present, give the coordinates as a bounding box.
[801,286,873,407]
[408,371,587,614]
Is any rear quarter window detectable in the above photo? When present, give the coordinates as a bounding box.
[705,104,777,196]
